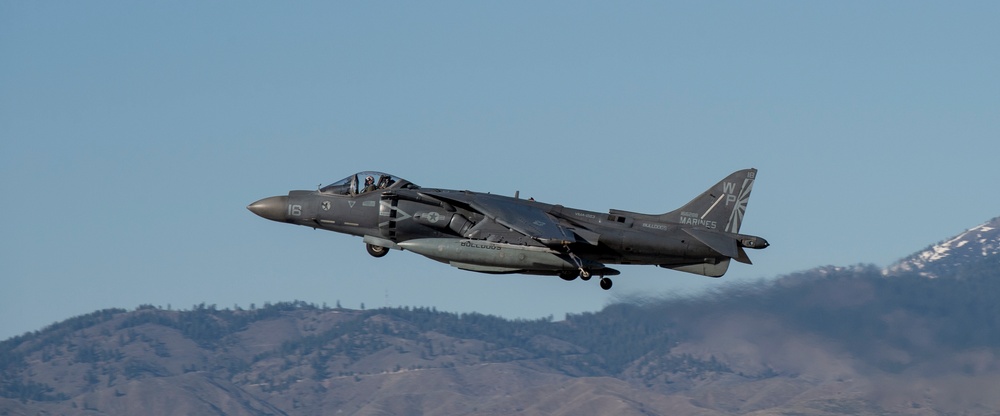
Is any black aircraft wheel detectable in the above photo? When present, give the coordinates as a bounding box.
[580,270,591,281]
[559,272,578,281]
[366,243,389,258]
[599,277,613,291]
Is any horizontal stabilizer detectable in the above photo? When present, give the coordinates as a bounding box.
[684,228,752,264]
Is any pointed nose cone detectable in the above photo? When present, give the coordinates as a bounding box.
[247,196,288,222]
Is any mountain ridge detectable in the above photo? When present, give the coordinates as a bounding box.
[4,218,1000,415]
[884,216,1000,278]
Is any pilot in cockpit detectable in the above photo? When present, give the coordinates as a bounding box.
[362,176,377,193]
[377,175,395,189]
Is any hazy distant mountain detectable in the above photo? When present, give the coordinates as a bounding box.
[3,218,1000,415]
[884,216,1000,278]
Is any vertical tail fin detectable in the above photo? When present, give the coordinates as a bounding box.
[662,168,757,233]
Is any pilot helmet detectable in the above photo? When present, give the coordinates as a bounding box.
[365,175,374,184]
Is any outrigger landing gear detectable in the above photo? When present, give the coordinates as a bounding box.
[599,277,613,290]
[366,243,389,258]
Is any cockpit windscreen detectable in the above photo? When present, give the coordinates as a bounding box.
[319,171,416,195]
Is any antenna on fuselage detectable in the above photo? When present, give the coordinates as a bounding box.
[514,190,520,199]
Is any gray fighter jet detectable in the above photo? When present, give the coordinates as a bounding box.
[248,169,768,290]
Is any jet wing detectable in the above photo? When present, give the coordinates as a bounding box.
[429,192,576,246]
[470,194,576,245]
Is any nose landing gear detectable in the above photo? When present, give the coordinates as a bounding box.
[366,243,389,258]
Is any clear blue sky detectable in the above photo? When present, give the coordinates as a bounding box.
[2,2,998,340]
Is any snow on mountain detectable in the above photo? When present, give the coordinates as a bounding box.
[883,217,1000,278]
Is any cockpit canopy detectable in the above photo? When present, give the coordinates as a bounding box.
[319,171,418,196]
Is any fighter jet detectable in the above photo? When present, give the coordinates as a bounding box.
[248,169,768,290]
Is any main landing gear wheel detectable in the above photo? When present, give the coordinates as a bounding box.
[366,243,389,258]
[599,277,613,291]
